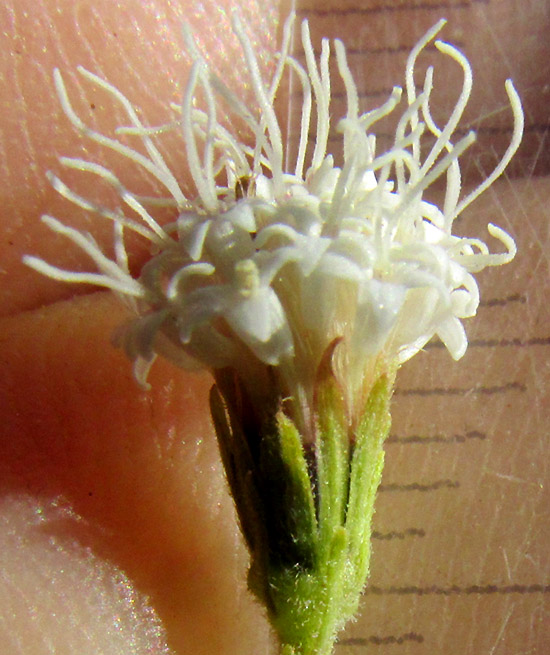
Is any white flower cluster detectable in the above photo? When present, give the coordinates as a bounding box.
[25,15,522,418]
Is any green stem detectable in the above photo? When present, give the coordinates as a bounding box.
[270,375,393,655]
[210,367,394,655]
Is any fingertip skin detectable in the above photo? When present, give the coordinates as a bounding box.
[0,291,269,655]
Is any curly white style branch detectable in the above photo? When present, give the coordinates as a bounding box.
[24,13,523,421]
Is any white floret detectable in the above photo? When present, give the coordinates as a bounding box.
[24,13,523,416]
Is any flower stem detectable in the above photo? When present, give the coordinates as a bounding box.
[210,367,394,655]
[270,375,393,655]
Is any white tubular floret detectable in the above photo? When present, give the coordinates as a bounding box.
[25,16,522,396]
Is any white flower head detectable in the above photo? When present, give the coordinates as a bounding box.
[25,14,523,428]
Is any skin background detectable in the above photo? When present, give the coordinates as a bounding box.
[0,1,548,654]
